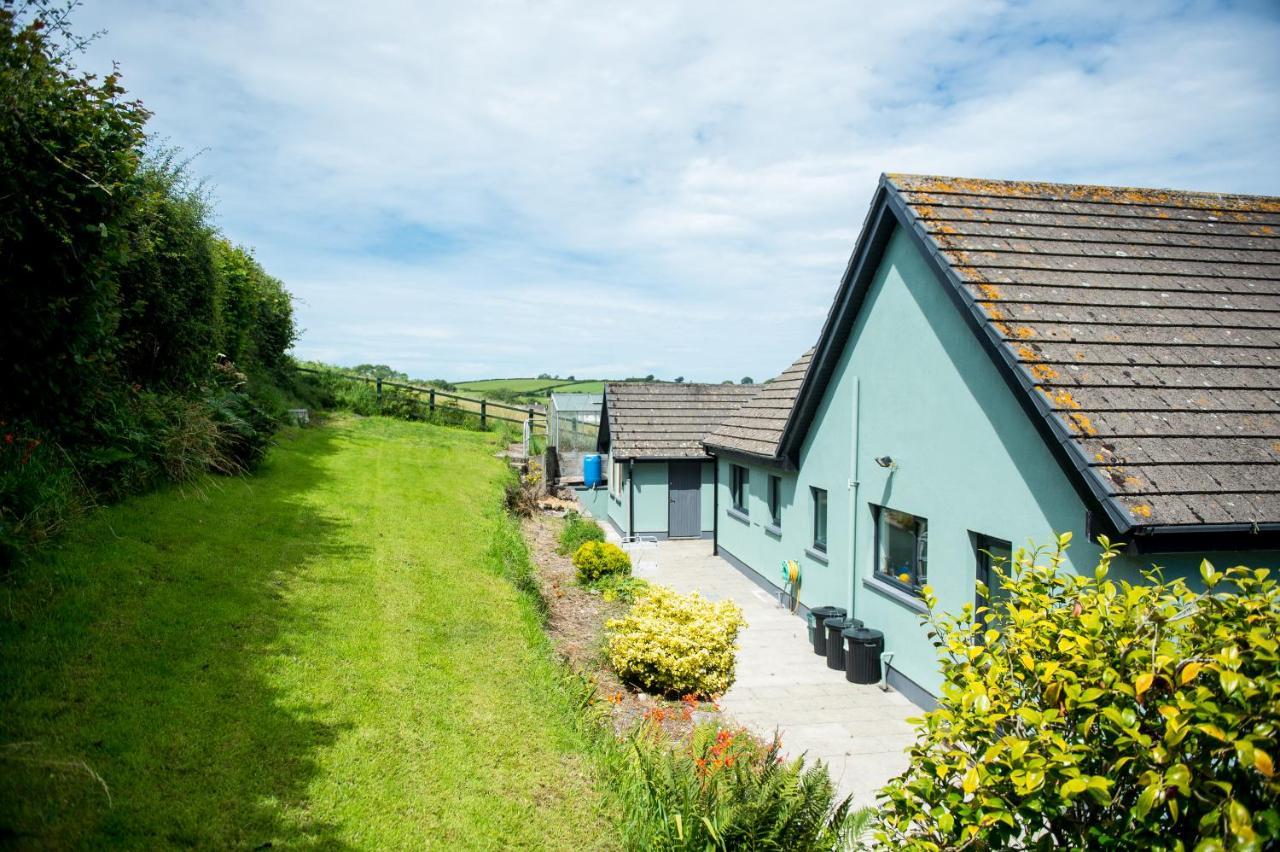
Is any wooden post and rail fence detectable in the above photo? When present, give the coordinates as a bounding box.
[293,367,547,434]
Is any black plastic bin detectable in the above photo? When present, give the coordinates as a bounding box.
[824,617,861,670]
[807,606,847,656]
[844,627,885,684]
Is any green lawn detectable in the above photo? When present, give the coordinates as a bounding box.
[0,417,614,849]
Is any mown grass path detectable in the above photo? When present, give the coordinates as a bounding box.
[1,417,613,849]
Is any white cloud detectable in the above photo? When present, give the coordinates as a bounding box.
[77,0,1280,381]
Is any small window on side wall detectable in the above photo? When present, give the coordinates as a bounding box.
[975,533,1012,608]
[611,460,623,498]
[730,464,749,514]
[811,487,828,552]
[875,506,927,593]
[768,475,782,529]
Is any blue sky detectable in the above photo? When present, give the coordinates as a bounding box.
[76,0,1280,382]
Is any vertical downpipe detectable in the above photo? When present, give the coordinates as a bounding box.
[847,377,861,615]
[712,454,720,555]
[628,459,635,537]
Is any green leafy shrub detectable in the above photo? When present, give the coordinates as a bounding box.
[0,5,298,564]
[558,511,605,555]
[610,721,856,851]
[878,534,1280,849]
[606,585,745,697]
[595,573,650,604]
[573,540,631,583]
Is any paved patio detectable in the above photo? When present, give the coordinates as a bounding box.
[616,535,917,808]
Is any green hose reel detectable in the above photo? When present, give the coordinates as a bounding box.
[780,560,801,613]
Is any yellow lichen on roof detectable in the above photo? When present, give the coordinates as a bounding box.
[890,173,1280,213]
[1015,343,1039,362]
[976,283,1003,301]
[1029,363,1060,382]
[1066,412,1098,437]
[1040,387,1081,409]
[1013,326,1036,339]
[1130,504,1153,519]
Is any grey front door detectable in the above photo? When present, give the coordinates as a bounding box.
[668,461,702,538]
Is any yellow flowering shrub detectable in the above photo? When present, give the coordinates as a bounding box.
[606,585,746,697]
[572,540,631,583]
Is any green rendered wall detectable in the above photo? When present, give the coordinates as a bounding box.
[575,485,609,520]
[607,455,715,537]
[715,226,1279,698]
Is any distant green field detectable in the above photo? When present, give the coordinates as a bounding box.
[454,378,607,397]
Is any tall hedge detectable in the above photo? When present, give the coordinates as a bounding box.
[0,3,298,563]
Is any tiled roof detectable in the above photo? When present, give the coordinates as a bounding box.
[887,173,1280,530]
[601,383,759,460]
[704,349,814,460]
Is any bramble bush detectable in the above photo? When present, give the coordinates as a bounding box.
[558,511,606,555]
[877,533,1280,850]
[573,540,631,583]
[606,586,746,697]
[608,720,859,851]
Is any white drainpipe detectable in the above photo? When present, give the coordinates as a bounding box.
[880,652,894,692]
[847,377,861,615]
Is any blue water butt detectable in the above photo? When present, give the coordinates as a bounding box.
[583,454,603,488]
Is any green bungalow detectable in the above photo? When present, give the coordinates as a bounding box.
[595,382,757,540]
[703,173,1280,707]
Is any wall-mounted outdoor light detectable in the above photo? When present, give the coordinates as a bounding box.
[874,456,896,469]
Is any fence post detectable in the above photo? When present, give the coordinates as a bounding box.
[429,389,435,413]
[376,377,383,408]
[480,399,487,429]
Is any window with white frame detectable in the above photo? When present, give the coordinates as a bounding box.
[610,459,624,499]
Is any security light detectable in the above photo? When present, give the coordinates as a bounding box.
[874,456,895,469]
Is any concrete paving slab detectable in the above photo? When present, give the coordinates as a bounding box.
[614,534,920,809]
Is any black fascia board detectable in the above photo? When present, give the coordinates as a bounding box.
[777,182,897,466]
[595,393,611,453]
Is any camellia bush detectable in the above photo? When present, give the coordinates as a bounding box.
[573,540,631,583]
[877,533,1280,849]
[607,585,746,697]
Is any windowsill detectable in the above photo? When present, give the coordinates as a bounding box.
[764,523,782,538]
[805,547,829,564]
[863,576,928,613]
[726,507,750,525]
